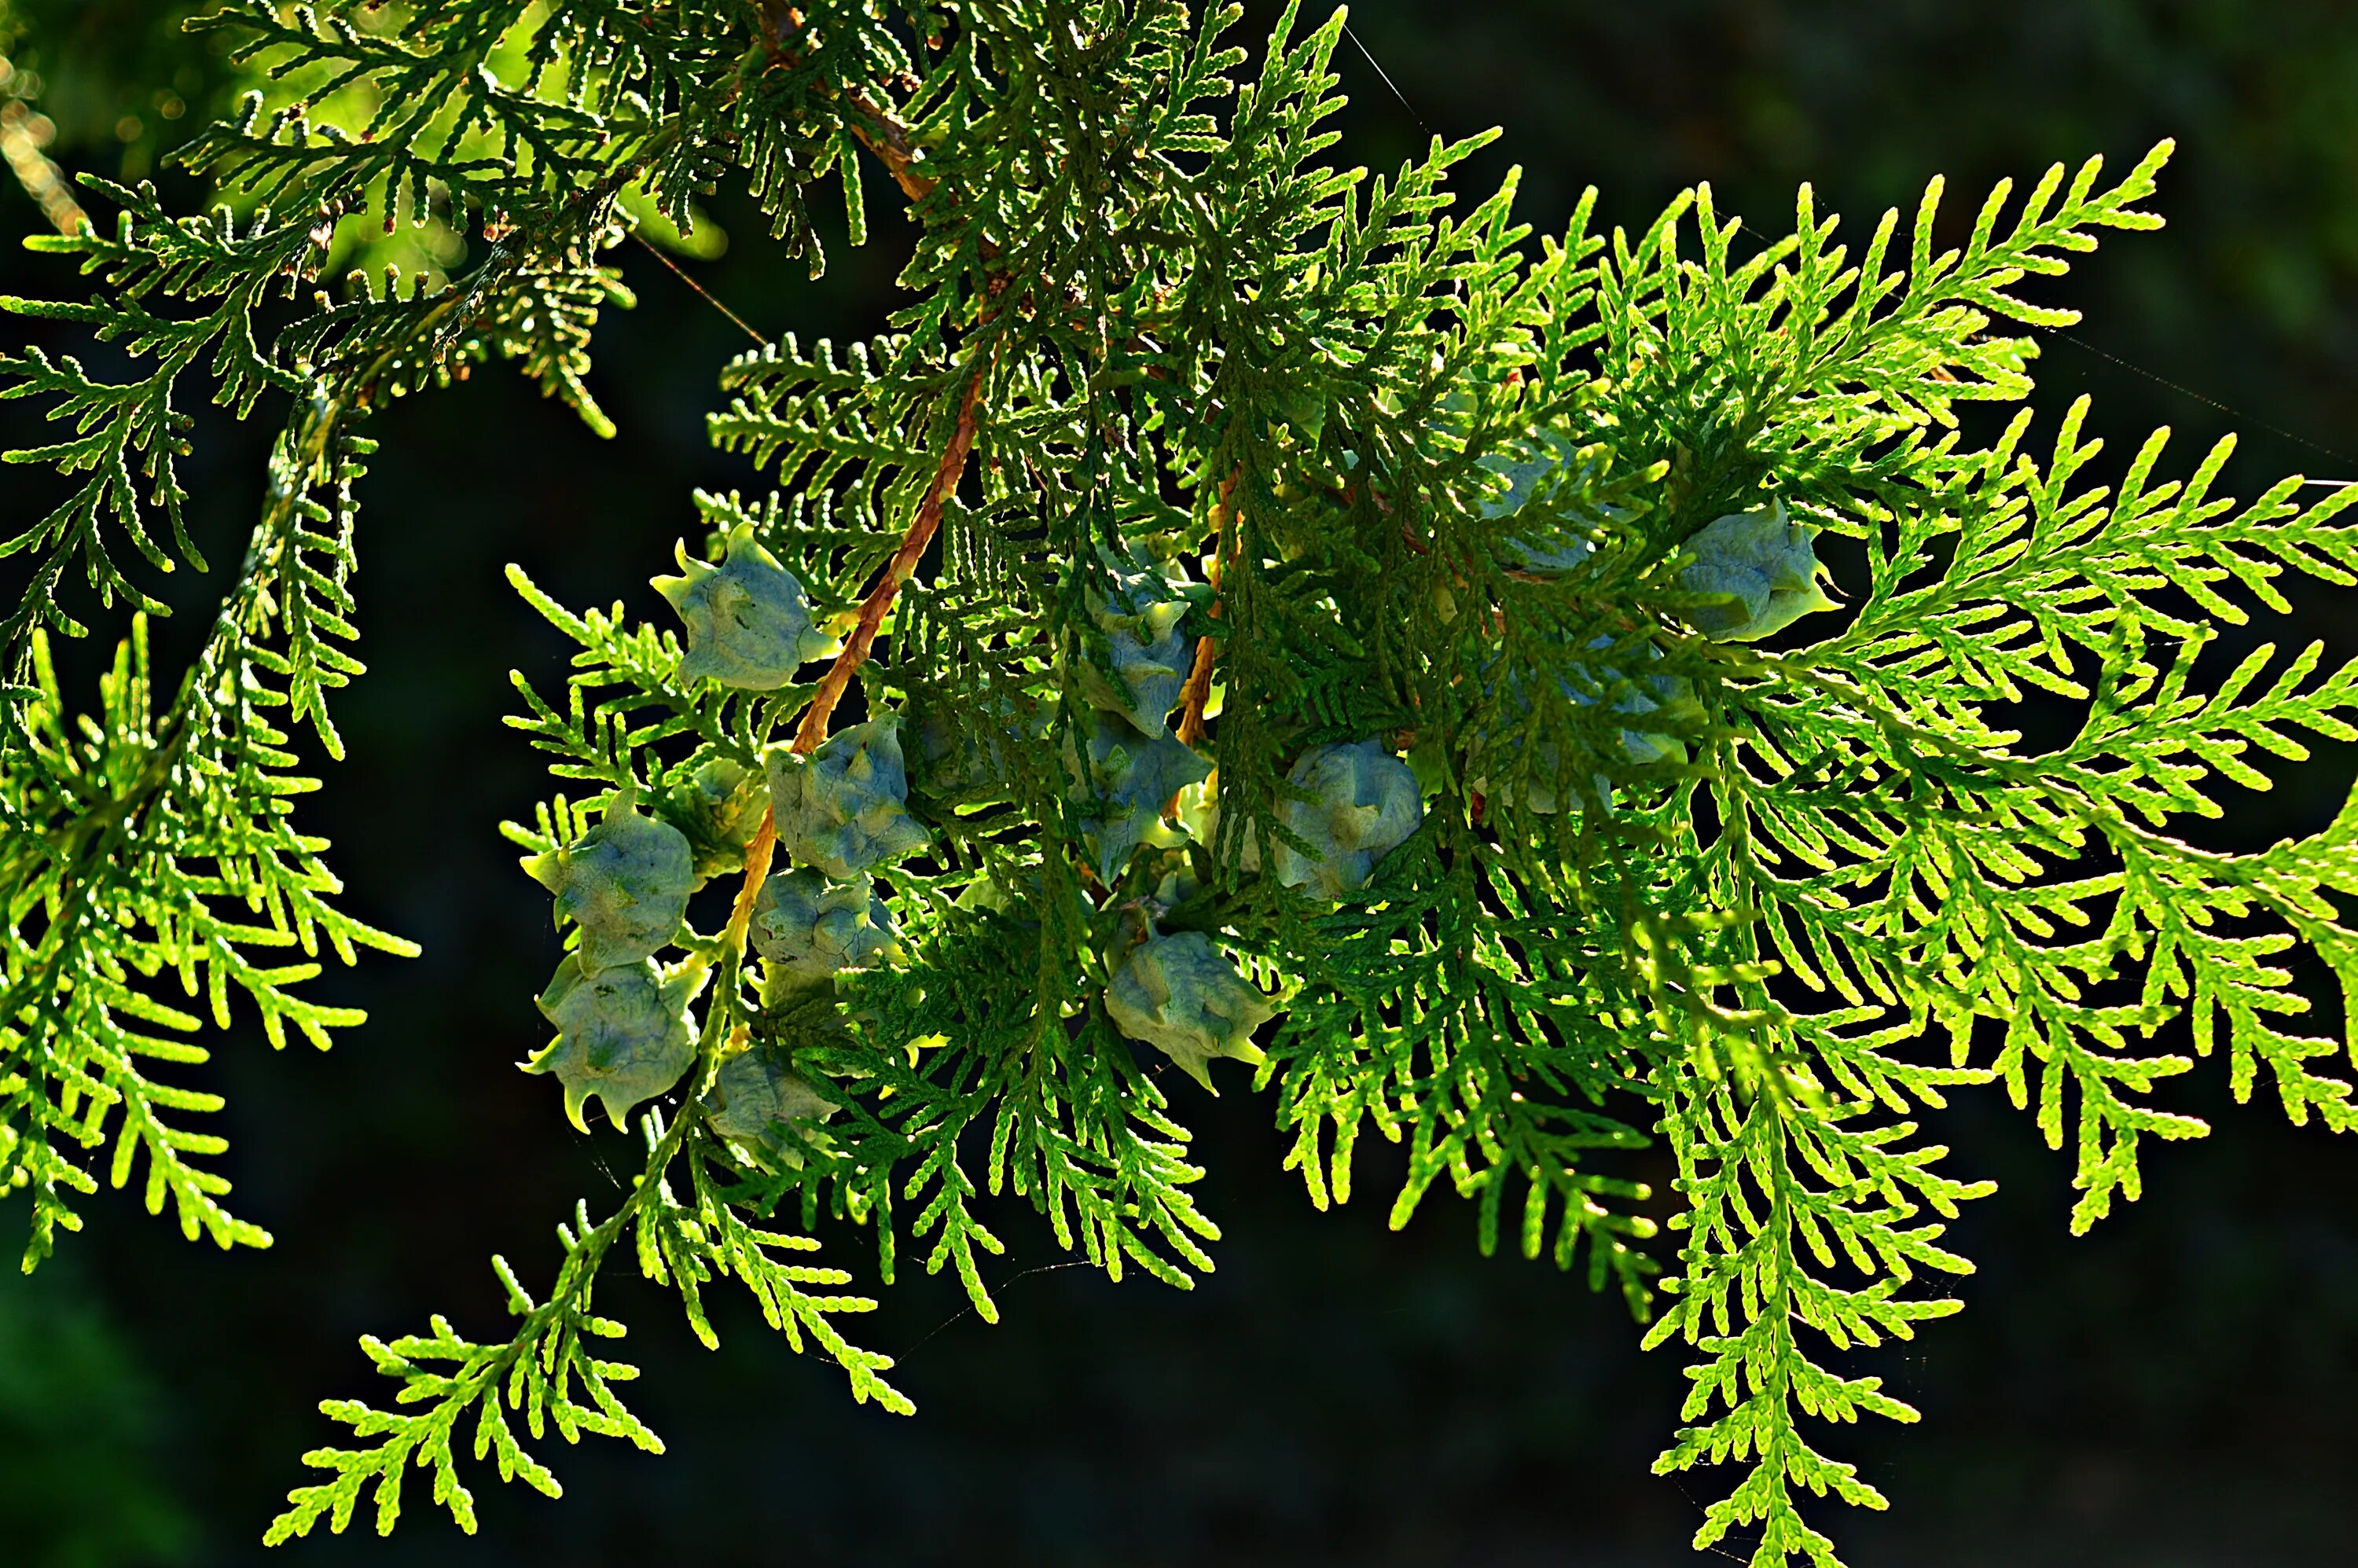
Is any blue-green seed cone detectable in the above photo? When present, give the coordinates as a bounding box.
[527,954,706,1134]
[652,522,839,689]
[701,1045,838,1173]
[1272,740,1423,898]
[662,755,771,879]
[1677,501,1840,642]
[1071,721,1211,883]
[1074,552,1195,737]
[766,717,929,879]
[1104,931,1275,1093]
[521,792,697,969]
[749,866,901,991]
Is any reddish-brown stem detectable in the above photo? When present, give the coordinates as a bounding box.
[724,816,781,958]
[792,372,985,754]
[1173,468,1240,749]
[841,86,940,203]
[725,372,986,954]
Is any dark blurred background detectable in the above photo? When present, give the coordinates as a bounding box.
[4,2,2356,1564]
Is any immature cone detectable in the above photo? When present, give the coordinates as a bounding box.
[520,791,697,969]
[766,717,929,879]
[700,1045,838,1172]
[1072,722,1210,883]
[663,755,770,879]
[1104,931,1275,1092]
[652,522,838,689]
[1470,637,1694,815]
[908,692,1038,805]
[1477,425,1602,575]
[750,867,901,990]
[1676,501,1839,641]
[1273,741,1423,898]
[1074,551,1195,738]
[527,954,706,1133]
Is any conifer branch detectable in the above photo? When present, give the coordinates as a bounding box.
[9,8,2354,1562]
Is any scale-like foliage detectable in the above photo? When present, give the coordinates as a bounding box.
[4,2,2354,1562]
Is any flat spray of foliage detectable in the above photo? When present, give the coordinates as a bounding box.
[4,3,2356,1562]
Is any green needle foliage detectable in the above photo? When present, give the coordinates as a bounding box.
[5,2,2355,1562]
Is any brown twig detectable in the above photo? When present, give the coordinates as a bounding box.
[724,815,784,960]
[758,5,939,203]
[723,12,1002,957]
[793,372,986,753]
[725,371,988,954]
[840,85,938,203]
[1173,468,1240,749]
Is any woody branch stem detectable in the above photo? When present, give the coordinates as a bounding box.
[1174,468,1239,748]
[724,370,986,954]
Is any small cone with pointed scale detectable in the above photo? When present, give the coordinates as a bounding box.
[1104,931,1275,1092]
[750,867,902,995]
[520,790,698,969]
[1071,720,1211,883]
[526,954,707,1133]
[1675,501,1840,642]
[662,755,770,880]
[766,717,929,879]
[700,1044,839,1173]
[652,522,839,689]
[1273,741,1423,898]
[1074,551,1195,737]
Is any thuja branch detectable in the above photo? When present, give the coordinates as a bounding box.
[17,230,565,884]
[0,98,674,1259]
[12,7,2349,1566]
[0,270,505,1261]
[266,1107,688,1543]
